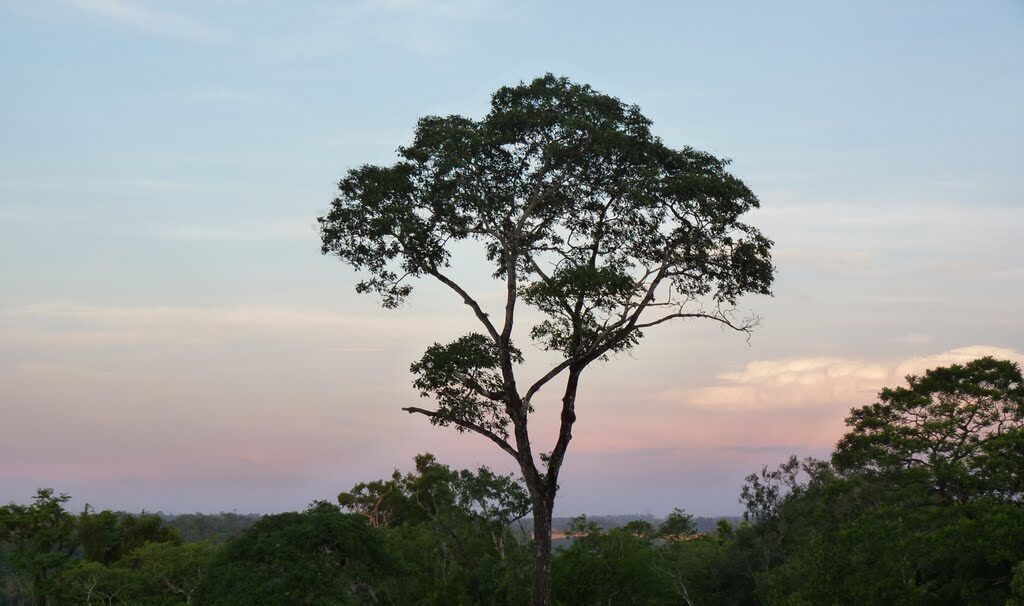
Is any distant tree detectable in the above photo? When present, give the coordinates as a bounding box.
[656,508,696,539]
[622,519,654,538]
[714,519,734,542]
[318,73,774,605]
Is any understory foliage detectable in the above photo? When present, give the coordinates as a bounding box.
[3,358,1022,604]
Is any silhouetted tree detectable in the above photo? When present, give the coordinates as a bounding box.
[319,74,774,604]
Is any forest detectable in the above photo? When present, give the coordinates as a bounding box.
[3,356,1023,605]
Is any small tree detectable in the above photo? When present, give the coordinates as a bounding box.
[656,508,697,539]
[339,455,531,603]
[318,74,774,604]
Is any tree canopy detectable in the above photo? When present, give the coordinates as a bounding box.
[834,356,1024,502]
[728,357,1024,605]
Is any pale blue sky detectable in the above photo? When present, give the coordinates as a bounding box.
[1,0,1022,515]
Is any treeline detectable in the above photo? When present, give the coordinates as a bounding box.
[0,507,260,603]
[3,356,1024,604]
[160,513,261,545]
[549,514,740,535]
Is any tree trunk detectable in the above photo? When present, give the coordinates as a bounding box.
[531,500,554,606]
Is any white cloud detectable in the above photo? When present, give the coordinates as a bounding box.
[894,346,1024,378]
[660,346,1024,412]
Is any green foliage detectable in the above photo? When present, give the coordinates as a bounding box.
[194,501,398,605]
[0,490,219,605]
[411,334,524,439]
[729,357,1024,605]
[553,517,674,605]
[320,74,773,360]
[655,507,696,539]
[50,540,218,605]
[1010,561,1024,605]
[162,512,260,544]
[552,515,730,605]
[338,453,530,531]
[620,519,654,537]
[0,489,78,604]
[78,507,180,565]
[57,559,142,605]
[339,454,531,605]
[834,356,1024,503]
[124,541,219,604]
[714,518,734,541]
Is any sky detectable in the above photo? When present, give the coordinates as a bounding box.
[1,0,1023,517]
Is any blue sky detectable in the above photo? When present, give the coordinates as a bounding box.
[1,0,1022,516]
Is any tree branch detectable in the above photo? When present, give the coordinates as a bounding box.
[427,268,501,342]
[524,359,576,405]
[454,374,507,402]
[633,311,757,332]
[546,366,581,493]
[402,406,519,459]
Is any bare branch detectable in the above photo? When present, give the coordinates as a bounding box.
[524,358,576,405]
[402,406,519,459]
[427,268,501,342]
[633,311,758,332]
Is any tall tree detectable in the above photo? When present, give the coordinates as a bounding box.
[318,74,774,604]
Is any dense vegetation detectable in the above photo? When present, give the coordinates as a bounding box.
[3,357,1022,604]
